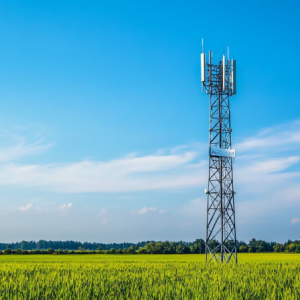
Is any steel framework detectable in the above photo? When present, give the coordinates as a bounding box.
[202,53,237,263]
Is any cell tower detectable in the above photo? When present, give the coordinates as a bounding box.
[201,41,237,263]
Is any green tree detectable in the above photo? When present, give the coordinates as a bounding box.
[189,245,195,253]
[289,243,296,252]
[109,248,116,254]
[145,242,156,254]
[20,241,27,250]
[176,244,185,254]
[47,248,54,254]
[128,246,135,254]
[273,243,284,252]
[239,245,249,252]
[155,242,164,254]
[137,247,147,254]
[4,249,11,254]
[170,242,177,254]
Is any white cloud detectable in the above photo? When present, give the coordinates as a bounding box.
[0,134,52,163]
[0,148,205,193]
[0,120,299,238]
[241,156,300,175]
[18,204,32,211]
[229,121,300,217]
[59,203,72,210]
[236,120,300,153]
[291,218,300,224]
[177,120,300,240]
[159,210,167,214]
[137,207,157,215]
[100,209,108,216]
[1,120,300,242]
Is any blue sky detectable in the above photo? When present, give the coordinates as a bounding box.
[0,0,299,243]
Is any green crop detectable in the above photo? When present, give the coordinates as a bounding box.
[0,253,299,299]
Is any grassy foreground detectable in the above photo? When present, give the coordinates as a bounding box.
[0,253,299,299]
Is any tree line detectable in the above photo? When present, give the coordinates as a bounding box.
[0,240,151,251]
[239,238,300,253]
[0,238,299,254]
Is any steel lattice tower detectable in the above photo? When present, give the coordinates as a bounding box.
[201,45,237,263]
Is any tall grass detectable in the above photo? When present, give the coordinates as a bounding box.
[0,254,299,299]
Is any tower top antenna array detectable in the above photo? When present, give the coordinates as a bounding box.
[200,40,237,263]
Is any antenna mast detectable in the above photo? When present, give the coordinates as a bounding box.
[201,44,237,263]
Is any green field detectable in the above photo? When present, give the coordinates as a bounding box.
[0,253,299,299]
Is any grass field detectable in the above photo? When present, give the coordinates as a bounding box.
[0,253,299,299]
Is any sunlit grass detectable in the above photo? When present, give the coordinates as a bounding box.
[0,253,299,299]
[0,252,299,262]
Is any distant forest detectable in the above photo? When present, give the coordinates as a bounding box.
[0,240,150,251]
[0,238,299,254]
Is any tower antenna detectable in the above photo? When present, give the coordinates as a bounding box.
[200,44,237,264]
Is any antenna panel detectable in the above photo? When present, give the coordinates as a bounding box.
[201,53,206,82]
[231,60,236,94]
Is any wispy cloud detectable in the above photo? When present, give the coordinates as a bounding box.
[244,156,299,174]
[236,120,300,153]
[0,120,298,217]
[18,204,32,211]
[100,209,108,216]
[137,207,157,215]
[0,120,300,241]
[59,203,72,210]
[228,121,300,230]
[179,121,300,239]
[0,148,205,193]
[0,129,52,162]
